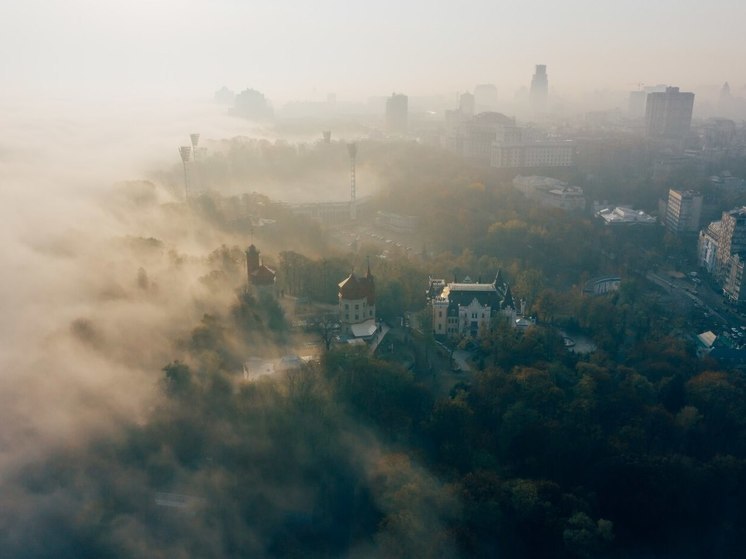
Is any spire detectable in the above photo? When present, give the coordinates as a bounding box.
[366,255,372,277]
[246,244,260,279]
[494,268,504,287]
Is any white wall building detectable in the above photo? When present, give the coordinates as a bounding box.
[428,272,517,339]
[338,264,376,338]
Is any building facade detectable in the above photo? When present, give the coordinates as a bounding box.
[697,220,721,274]
[530,65,548,112]
[385,93,408,134]
[665,189,703,234]
[645,86,695,140]
[716,207,746,280]
[428,271,517,339]
[338,264,376,337]
[491,141,574,169]
[246,244,276,294]
[724,254,746,302]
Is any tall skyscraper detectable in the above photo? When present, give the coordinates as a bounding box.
[529,65,548,111]
[385,93,408,134]
[628,84,667,118]
[645,86,694,140]
[718,82,733,116]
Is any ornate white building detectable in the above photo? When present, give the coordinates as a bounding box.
[427,271,517,339]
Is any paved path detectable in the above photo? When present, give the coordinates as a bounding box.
[368,323,391,354]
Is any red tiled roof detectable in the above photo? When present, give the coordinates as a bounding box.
[339,272,375,304]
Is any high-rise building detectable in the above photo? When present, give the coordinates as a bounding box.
[385,93,408,134]
[645,86,695,140]
[529,65,548,111]
[716,207,746,280]
[459,92,475,116]
[698,221,721,274]
[628,84,667,118]
[718,82,733,116]
[665,189,703,234]
[724,253,746,303]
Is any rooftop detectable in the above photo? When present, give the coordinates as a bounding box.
[596,206,656,225]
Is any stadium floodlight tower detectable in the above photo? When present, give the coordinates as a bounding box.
[190,133,201,193]
[178,145,192,202]
[190,133,200,158]
[347,142,357,220]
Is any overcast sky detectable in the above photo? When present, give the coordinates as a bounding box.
[1,0,745,102]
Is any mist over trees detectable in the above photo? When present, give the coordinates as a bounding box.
[7,288,746,558]
[3,106,746,558]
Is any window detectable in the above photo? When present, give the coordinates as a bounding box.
[438,311,442,317]
[355,304,359,310]
[355,315,359,320]
[345,313,349,320]
[472,313,477,319]
[345,303,349,310]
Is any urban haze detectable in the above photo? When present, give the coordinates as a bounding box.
[1,1,746,557]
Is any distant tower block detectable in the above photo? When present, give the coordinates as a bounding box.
[530,64,549,112]
[178,145,192,201]
[323,130,332,143]
[347,143,357,220]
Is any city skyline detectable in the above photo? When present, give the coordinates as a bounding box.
[1,0,745,104]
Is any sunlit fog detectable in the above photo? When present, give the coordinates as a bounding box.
[1,1,746,557]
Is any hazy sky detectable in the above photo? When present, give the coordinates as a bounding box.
[1,0,745,102]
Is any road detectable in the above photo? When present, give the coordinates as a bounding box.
[646,271,727,324]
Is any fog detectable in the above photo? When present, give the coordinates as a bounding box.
[0,99,252,466]
[2,1,746,555]
[2,1,744,103]
[0,92,461,557]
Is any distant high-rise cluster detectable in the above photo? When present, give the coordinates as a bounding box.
[385,93,408,134]
[628,84,667,118]
[529,65,548,111]
[645,86,694,140]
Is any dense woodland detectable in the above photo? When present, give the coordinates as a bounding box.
[11,296,746,557]
[10,139,746,557]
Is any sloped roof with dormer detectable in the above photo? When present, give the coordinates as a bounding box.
[339,269,375,304]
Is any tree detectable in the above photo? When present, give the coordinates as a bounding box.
[309,313,339,352]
